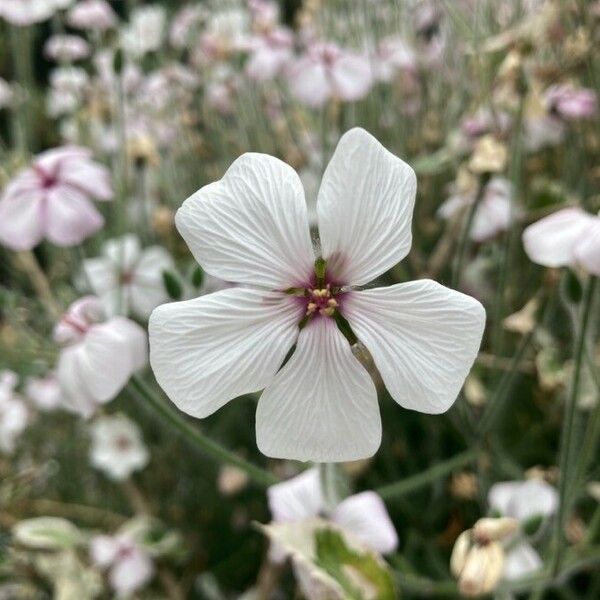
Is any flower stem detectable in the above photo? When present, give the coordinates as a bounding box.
[13,251,61,319]
[128,375,279,488]
[552,276,597,573]
[376,449,477,500]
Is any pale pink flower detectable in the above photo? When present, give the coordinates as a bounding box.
[249,0,279,31]
[438,177,516,242]
[169,4,206,49]
[523,115,566,152]
[268,468,398,562]
[0,146,112,251]
[90,534,154,595]
[25,373,63,411]
[83,234,175,319]
[246,27,293,81]
[287,42,373,107]
[0,370,29,454]
[47,67,89,117]
[523,208,600,276]
[55,297,147,418]
[121,5,166,59]
[0,0,71,26]
[545,85,598,121]
[67,0,116,31]
[374,36,416,83]
[44,34,90,61]
[149,128,485,462]
[89,414,149,480]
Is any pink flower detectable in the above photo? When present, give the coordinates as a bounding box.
[90,534,154,595]
[44,34,90,61]
[545,85,598,121]
[374,36,416,83]
[438,177,516,242]
[287,42,373,107]
[523,208,600,275]
[54,297,148,418]
[149,128,485,462]
[268,468,398,562]
[246,27,293,81]
[0,146,112,251]
[25,373,63,411]
[0,0,70,26]
[67,0,116,31]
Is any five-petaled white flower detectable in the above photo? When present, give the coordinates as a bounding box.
[149,128,486,462]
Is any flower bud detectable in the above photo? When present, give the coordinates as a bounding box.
[473,517,519,543]
[469,135,507,174]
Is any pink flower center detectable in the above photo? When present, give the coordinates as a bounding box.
[120,271,134,285]
[305,285,339,318]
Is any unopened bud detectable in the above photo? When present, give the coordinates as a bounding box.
[458,541,504,597]
[473,517,519,544]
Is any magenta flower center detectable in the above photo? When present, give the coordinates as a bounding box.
[305,285,339,318]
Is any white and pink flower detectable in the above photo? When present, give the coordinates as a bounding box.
[44,34,90,62]
[0,146,112,251]
[268,468,398,562]
[149,128,486,462]
[523,208,600,276]
[287,42,373,107]
[90,533,154,595]
[25,373,63,411]
[246,27,293,82]
[0,0,71,26]
[55,297,147,418]
[545,85,598,121]
[67,0,117,31]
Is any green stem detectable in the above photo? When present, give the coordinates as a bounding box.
[552,276,597,573]
[128,375,279,488]
[376,449,477,500]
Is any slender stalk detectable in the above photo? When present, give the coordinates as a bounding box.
[128,375,279,488]
[376,449,477,500]
[552,276,597,573]
[13,251,61,319]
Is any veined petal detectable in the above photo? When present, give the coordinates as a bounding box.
[522,208,594,268]
[268,468,324,522]
[344,280,485,414]
[317,128,416,286]
[175,153,315,289]
[0,189,43,251]
[256,317,381,462]
[330,491,398,555]
[149,288,303,418]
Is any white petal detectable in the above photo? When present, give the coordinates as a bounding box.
[149,288,303,418]
[90,535,119,567]
[110,547,154,594]
[106,317,148,372]
[0,188,43,251]
[287,59,331,107]
[82,256,118,295]
[503,541,542,581]
[522,208,594,268]
[175,153,315,289]
[574,218,600,276]
[103,234,142,272]
[344,280,486,414]
[488,481,521,516]
[129,246,174,318]
[268,468,325,522]
[490,480,559,522]
[256,317,381,462]
[331,491,398,554]
[330,54,372,102]
[317,128,416,286]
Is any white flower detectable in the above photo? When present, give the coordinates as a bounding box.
[83,234,175,319]
[25,373,63,411]
[0,0,71,26]
[0,370,28,454]
[122,5,166,58]
[89,414,149,481]
[149,128,486,462]
[55,296,148,418]
[90,533,154,595]
[523,207,600,276]
[267,468,398,562]
[437,177,516,242]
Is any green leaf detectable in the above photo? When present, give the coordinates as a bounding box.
[522,514,544,536]
[561,269,583,304]
[315,528,397,600]
[162,270,183,300]
[191,266,204,289]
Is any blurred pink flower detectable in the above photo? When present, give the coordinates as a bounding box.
[287,42,373,107]
[44,34,90,61]
[54,297,147,418]
[374,36,416,83]
[438,177,516,242]
[267,468,398,562]
[90,534,154,595]
[169,4,206,49]
[67,0,116,31]
[246,27,293,81]
[0,146,112,251]
[149,128,485,462]
[545,85,598,121]
[0,370,29,454]
[83,234,175,319]
[0,0,71,26]
[89,414,149,480]
[249,0,279,31]
[523,208,600,276]
[25,373,63,411]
